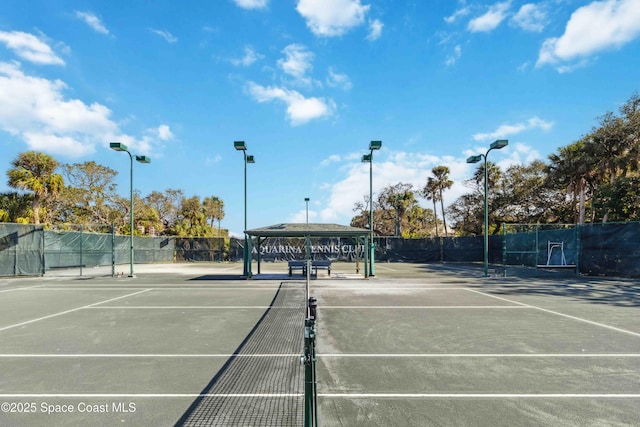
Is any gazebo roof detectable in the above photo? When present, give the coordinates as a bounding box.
[245,223,370,238]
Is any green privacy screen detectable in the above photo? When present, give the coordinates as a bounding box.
[2,222,640,278]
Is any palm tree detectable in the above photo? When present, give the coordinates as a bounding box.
[547,139,594,224]
[422,177,439,237]
[203,196,224,229]
[7,151,64,224]
[432,165,453,236]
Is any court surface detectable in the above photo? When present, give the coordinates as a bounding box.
[0,261,638,426]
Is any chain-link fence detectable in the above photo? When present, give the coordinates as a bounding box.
[3,222,640,278]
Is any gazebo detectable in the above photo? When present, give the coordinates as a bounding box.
[244,223,371,277]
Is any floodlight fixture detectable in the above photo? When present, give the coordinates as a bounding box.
[246,155,255,163]
[234,141,247,151]
[490,139,508,150]
[466,155,482,164]
[110,142,128,152]
[361,154,372,163]
[135,155,151,163]
[369,140,382,150]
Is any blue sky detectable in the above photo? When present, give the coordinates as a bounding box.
[1,0,639,236]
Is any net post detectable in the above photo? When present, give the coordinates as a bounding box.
[303,305,317,426]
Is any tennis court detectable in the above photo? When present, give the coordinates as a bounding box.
[0,262,638,426]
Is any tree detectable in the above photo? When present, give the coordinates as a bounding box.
[431,165,453,236]
[0,192,33,223]
[547,140,594,224]
[379,183,417,237]
[421,177,440,237]
[169,196,212,236]
[7,151,64,225]
[145,189,184,234]
[203,196,225,229]
[58,161,119,225]
[500,161,566,224]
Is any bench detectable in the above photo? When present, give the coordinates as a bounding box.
[288,260,332,276]
[311,260,331,276]
[288,260,307,276]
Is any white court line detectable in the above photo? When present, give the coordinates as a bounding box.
[373,265,396,271]
[0,393,302,398]
[316,353,640,358]
[321,306,526,309]
[0,354,300,358]
[315,287,470,290]
[0,289,151,332]
[466,288,640,338]
[19,287,280,291]
[0,284,46,293]
[318,393,640,398]
[86,306,273,309]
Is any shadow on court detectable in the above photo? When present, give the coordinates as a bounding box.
[175,283,305,426]
[489,282,640,307]
[189,274,245,281]
[416,262,640,307]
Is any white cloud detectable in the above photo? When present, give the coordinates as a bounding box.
[150,29,178,43]
[245,81,335,125]
[537,0,640,70]
[233,0,268,9]
[467,1,512,33]
[367,19,383,41]
[511,3,547,32]
[320,154,343,166]
[22,132,92,156]
[74,11,110,35]
[296,0,371,37]
[445,45,462,66]
[318,151,474,223]
[230,46,264,67]
[278,44,315,86]
[472,116,553,141]
[444,7,470,24]
[155,125,174,141]
[326,67,352,91]
[289,208,317,223]
[0,31,65,65]
[0,61,163,158]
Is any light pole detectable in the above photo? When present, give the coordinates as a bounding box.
[110,142,150,278]
[361,140,381,277]
[305,197,310,224]
[234,141,254,277]
[466,139,508,277]
[218,199,223,262]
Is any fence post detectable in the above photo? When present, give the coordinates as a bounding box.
[40,226,45,276]
[575,224,581,276]
[502,223,506,277]
[111,223,116,277]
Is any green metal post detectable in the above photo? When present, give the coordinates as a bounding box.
[304,317,315,427]
[243,150,248,277]
[483,155,489,277]
[128,151,134,277]
[502,223,506,277]
[111,223,115,277]
[80,224,83,277]
[369,154,375,277]
[575,224,581,276]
